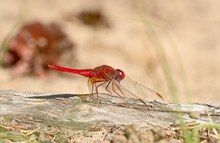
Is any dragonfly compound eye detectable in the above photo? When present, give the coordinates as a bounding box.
[115,69,125,82]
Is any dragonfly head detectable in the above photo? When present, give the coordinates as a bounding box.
[115,69,125,82]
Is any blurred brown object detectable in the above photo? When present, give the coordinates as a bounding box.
[2,21,74,77]
[65,9,110,29]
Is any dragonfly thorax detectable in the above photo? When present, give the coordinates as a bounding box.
[93,65,125,82]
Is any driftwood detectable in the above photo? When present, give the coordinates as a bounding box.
[0,90,220,142]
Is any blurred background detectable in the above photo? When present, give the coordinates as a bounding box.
[0,0,219,103]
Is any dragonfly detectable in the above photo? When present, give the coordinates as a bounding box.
[48,64,164,104]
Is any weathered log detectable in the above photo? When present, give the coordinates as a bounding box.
[0,90,219,142]
[0,90,219,126]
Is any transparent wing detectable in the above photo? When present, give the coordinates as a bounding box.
[118,76,164,102]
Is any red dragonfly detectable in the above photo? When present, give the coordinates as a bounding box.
[48,65,163,104]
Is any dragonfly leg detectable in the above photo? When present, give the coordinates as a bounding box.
[87,79,95,101]
[94,82,99,99]
[88,78,106,100]
[89,80,99,101]
[89,79,107,100]
[111,80,123,97]
[88,78,95,95]
[105,80,113,95]
[94,81,108,99]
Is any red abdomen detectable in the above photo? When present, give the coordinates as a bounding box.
[48,65,95,78]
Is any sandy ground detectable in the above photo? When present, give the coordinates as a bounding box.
[0,0,220,103]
